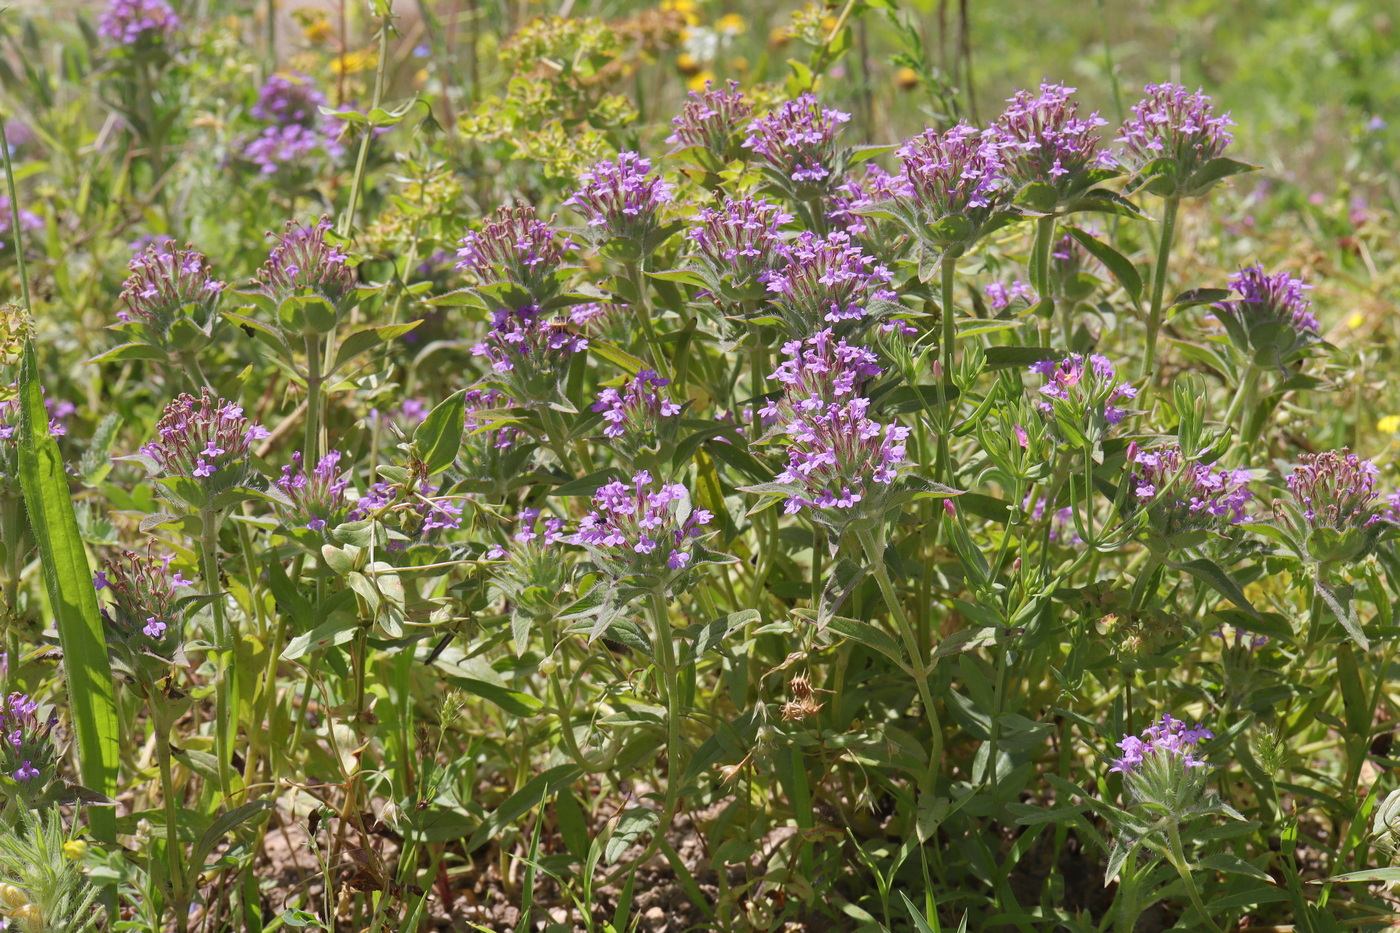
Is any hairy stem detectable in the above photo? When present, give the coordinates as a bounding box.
[1141,196,1182,385]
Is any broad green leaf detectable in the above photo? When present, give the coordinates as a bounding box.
[412,389,467,475]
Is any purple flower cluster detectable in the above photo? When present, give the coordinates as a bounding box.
[1214,264,1319,337]
[897,123,1008,223]
[0,692,56,788]
[0,391,69,446]
[275,450,351,532]
[567,471,713,575]
[992,82,1113,193]
[1117,84,1235,177]
[564,152,675,242]
[349,480,463,541]
[758,329,881,425]
[242,73,344,175]
[764,230,897,335]
[97,0,179,47]
[1284,449,1380,532]
[667,80,752,154]
[138,389,269,490]
[463,388,523,452]
[1111,713,1212,775]
[116,242,226,335]
[244,125,341,176]
[95,550,191,660]
[774,397,911,516]
[592,370,682,440]
[984,279,1036,311]
[687,196,792,286]
[456,206,572,301]
[257,217,357,309]
[743,94,852,186]
[829,164,911,236]
[485,507,565,560]
[1025,495,1082,546]
[1128,443,1253,533]
[252,73,326,126]
[1029,353,1137,427]
[0,196,41,252]
[472,305,588,397]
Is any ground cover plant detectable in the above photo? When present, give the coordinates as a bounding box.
[1,0,1400,930]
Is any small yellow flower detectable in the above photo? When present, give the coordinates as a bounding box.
[731,55,749,73]
[0,883,29,909]
[676,52,702,76]
[8,903,43,933]
[62,839,90,860]
[894,66,920,90]
[717,13,746,36]
[687,70,717,92]
[662,0,701,26]
[332,48,378,77]
[1378,415,1400,435]
[821,14,839,32]
[1348,311,1365,329]
[768,26,790,48]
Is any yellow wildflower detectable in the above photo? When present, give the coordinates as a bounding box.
[717,13,746,36]
[1378,415,1400,435]
[62,839,90,860]
[662,0,701,27]
[332,48,378,76]
[895,66,920,90]
[687,70,717,92]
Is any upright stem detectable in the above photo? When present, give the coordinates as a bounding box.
[153,703,189,933]
[625,260,667,379]
[1031,215,1056,342]
[0,109,32,311]
[340,9,394,236]
[304,334,324,465]
[199,508,234,800]
[938,252,958,484]
[858,527,943,784]
[1141,197,1182,384]
[1165,822,1224,933]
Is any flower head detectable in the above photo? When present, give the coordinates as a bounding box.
[347,480,462,546]
[275,450,351,533]
[486,508,573,633]
[758,329,882,425]
[1212,264,1318,359]
[1129,443,1253,539]
[1028,353,1136,444]
[772,397,911,525]
[137,389,267,504]
[763,231,898,337]
[564,152,675,245]
[456,205,572,304]
[1283,449,1380,534]
[744,94,852,190]
[96,551,192,694]
[257,217,357,311]
[895,122,1009,241]
[1117,84,1237,197]
[115,242,225,340]
[686,196,792,301]
[0,693,58,796]
[667,80,752,157]
[992,82,1113,200]
[984,279,1036,312]
[471,305,588,408]
[243,123,345,176]
[0,196,41,253]
[592,370,682,443]
[252,72,327,127]
[566,471,714,580]
[828,164,912,237]
[1111,713,1212,776]
[98,0,179,48]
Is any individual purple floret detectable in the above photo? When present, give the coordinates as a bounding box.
[758,328,882,425]
[687,196,793,286]
[348,479,463,542]
[984,279,1036,311]
[667,80,753,155]
[566,470,713,576]
[116,242,226,335]
[275,450,351,532]
[0,692,58,790]
[137,389,269,492]
[764,230,897,335]
[1284,450,1380,532]
[1128,443,1253,535]
[456,205,572,300]
[1029,353,1137,427]
[992,82,1114,194]
[828,164,912,236]
[897,122,1009,224]
[97,0,179,47]
[1117,84,1235,185]
[743,94,851,187]
[0,196,41,252]
[243,124,344,176]
[774,397,911,517]
[564,152,674,243]
[257,217,356,309]
[1213,264,1319,337]
[1110,713,1212,775]
[485,507,566,560]
[592,370,682,440]
[252,72,327,127]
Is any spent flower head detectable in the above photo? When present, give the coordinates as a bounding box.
[115,242,226,343]
[96,550,192,692]
[744,94,852,193]
[97,0,179,48]
[1117,83,1242,198]
[1275,449,1386,564]
[135,389,269,508]
[667,80,752,159]
[992,82,1114,203]
[566,470,714,580]
[564,152,675,248]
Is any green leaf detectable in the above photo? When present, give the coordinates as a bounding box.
[604,808,660,864]
[1066,228,1142,304]
[1317,866,1400,885]
[824,615,909,673]
[412,389,467,475]
[191,800,273,870]
[899,892,938,933]
[1170,557,1260,618]
[466,765,582,853]
[330,322,422,373]
[16,340,119,842]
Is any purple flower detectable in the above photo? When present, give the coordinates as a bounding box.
[592,370,682,441]
[828,164,912,236]
[1129,443,1253,536]
[1028,353,1136,435]
[1116,84,1236,194]
[991,82,1114,196]
[667,80,753,155]
[896,122,1009,231]
[471,304,588,408]
[0,692,57,791]
[97,0,179,47]
[565,471,713,580]
[744,94,852,188]
[687,196,793,294]
[564,152,674,243]
[773,396,911,520]
[984,279,1036,311]
[275,450,352,533]
[137,388,266,494]
[13,760,39,781]
[115,242,226,338]
[257,217,356,310]
[758,328,881,425]
[1110,713,1212,776]
[348,480,462,542]
[0,196,41,253]
[243,123,345,176]
[456,205,572,303]
[252,73,327,127]
[1283,449,1380,533]
[763,230,898,336]
[1212,264,1319,341]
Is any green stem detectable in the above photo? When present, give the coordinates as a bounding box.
[0,109,32,311]
[1141,196,1182,385]
[1165,822,1224,933]
[938,252,958,484]
[626,260,667,379]
[154,704,189,933]
[547,665,621,772]
[1221,362,1259,439]
[1032,215,1056,343]
[857,527,943,785]
[304,334,324,465]
[339,9,394,236]
[199,508,234,800]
